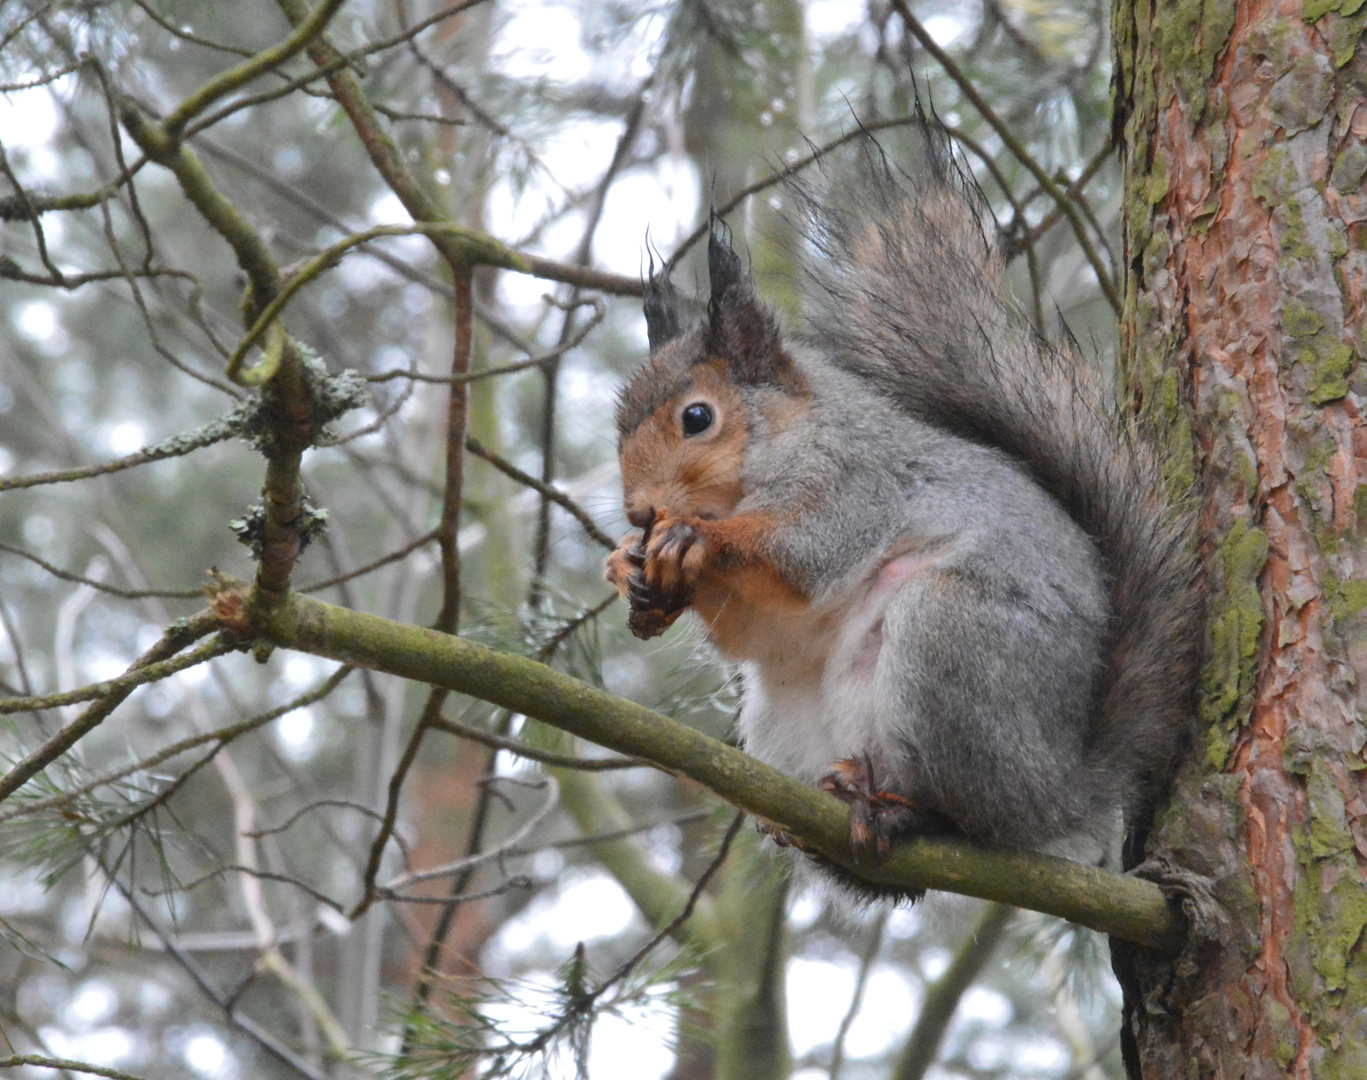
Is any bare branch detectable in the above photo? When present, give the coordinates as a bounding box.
[0,542,200,599]
[366,297,605,385]
[890,903,1015,1080]
[0,1055,151,1080]
[465,437,615,551]
[0,402,251,493]
[299,530,440,593]
[382,776,560,891]
[108,874,331,1080]
[0,665,351,826]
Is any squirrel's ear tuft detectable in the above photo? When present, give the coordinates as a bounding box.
[706,212,804,392]
[643,257,690,352]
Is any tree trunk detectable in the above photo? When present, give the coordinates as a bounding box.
[1113,0,1367,1075]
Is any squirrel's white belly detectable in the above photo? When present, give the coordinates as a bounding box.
[732,553,925,785]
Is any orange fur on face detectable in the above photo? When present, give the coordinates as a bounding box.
[618,360,749,527]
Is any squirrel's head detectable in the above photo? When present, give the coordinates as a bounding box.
[615,216,810,529]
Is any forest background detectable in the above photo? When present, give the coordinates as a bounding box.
[1,1,1172,1078]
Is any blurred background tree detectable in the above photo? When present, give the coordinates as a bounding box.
[0,2,1133,1078]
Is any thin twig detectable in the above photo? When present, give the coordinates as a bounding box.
[107,873,330,1080]
[432,715,642,772]
[0,1056,151,1080]
[530,71,652,600]
[299,530,440,593]
[0,666,351,826]
[382,776,560,891]
[511,812,745,1058]
[160,0,348,137]
[367,297,605,385]
[129,0,255,56]
[466,437,615,551]
[180,0,492,139]
[889,903,1015,1080]
[514,808,710,854]
[0,613,224,719]
[143,863,348,914]
[829,910,888,1080]
[0,541,200,599]
[670,114,926,261]
[0,634,235,801]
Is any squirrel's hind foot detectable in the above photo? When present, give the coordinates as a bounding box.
[820,755,950,860]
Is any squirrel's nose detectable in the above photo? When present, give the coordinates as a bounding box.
[626,506,654,529]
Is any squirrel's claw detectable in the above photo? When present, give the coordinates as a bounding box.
[643,518,704,599]
[608,530,684,638]
[605,532,646,598]
[754,817,816,854]
[614,516,707,640]
[820,755,925,861]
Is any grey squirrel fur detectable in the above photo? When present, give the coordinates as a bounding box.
[609,122,1202,871]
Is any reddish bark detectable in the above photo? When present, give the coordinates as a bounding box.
[1115,0,1367,1075]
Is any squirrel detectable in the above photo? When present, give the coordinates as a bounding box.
[605,123,1202,877]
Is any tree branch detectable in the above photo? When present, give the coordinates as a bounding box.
[258,592,1185,952]
[160,0,347,137]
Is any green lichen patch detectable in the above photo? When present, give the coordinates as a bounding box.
[1330,145,1367,194]
[1266,998,1296,1068]
[1285,300,1327,339]
[1279,199,1317,264]
[1143,153,1171,208]
[1305,761,1355,859]
[1287,756,1367,1044]
[1246,13,1301,72]
[1292,436,1336,539]
[1336,578,1367,619]
[1252,147,1296,206]
[1157,369,1197,497]
[1303,0,1340,18]
[1353,483,1367,528]
[1200,519,1270,768]
[1282,299,1358,405]
[1319,1042,1367,1080]
[1307,343,1356,404]
[1151,0,1236,119]
[1289,835,1367,996]
[1324,7,1367,68]
[1267,52,1335,135]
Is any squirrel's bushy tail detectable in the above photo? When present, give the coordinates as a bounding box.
[794,120,1203,831]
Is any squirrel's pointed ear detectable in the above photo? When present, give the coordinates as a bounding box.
[706,213,803,392]
[643,258,690,352]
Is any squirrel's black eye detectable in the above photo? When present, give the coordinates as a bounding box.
[681,402,714,437]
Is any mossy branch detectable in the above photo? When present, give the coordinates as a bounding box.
[160,0,348,137]
[260,592,1186,953]
[118,102,283,315]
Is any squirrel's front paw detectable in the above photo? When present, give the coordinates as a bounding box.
[616,517,707,641]
[605,532,645,598]
[606,519,693,640]
[642,517,708,599]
